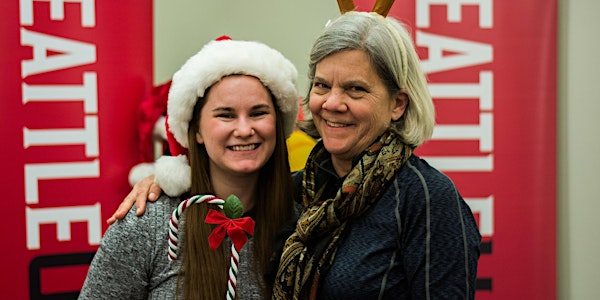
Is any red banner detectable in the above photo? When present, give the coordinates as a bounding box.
[1,1,152,298]
[354,0,557,299]
[1,1,556,298]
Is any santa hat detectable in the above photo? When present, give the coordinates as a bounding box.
[155,36,299,196]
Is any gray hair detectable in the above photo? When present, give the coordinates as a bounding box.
[300,11,434,147]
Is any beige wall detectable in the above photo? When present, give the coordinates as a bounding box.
[153,0,339,93]
[558,0,600,299]
[154,1,600,298]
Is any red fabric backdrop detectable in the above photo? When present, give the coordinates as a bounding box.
[1,1,152,298]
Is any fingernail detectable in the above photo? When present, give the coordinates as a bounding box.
[149,193,156,200]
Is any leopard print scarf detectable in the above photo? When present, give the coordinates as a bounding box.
[272,130,413,299]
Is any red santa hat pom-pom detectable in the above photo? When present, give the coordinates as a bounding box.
[215,35,232,41]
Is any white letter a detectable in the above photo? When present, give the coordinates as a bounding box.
[21,28,96,77]
[417,31,492,74]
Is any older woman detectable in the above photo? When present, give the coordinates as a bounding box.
[271,11,480,299]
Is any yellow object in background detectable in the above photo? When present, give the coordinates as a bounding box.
[286,130,317,172]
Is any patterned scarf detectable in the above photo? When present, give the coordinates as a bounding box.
[272,130,413,299]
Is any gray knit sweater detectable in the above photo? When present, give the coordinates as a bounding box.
[79,195,261,299]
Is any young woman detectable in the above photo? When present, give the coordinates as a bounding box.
[79,37,299,300]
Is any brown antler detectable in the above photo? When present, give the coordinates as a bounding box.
[372,0,395,17]
[337,0,395,17]
[337,0,355,13]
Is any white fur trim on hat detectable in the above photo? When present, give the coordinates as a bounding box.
[167,39,299,150]
[154,155,191,196]
[128,162,155,187]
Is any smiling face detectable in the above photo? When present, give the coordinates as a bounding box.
[195,75,277,178]
[309,49,407,175]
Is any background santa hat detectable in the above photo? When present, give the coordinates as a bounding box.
[127,81,171,188]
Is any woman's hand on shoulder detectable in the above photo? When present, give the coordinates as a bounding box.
[106,175,163,225]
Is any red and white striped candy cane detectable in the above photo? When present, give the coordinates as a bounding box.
[168,194,253,300]
[168,194,224,260]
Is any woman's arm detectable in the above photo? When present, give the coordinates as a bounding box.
[81,196,181,299]
[107,175,163,225]
[402,167,481,299]
[80,207,155,299]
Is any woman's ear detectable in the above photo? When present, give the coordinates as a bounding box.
[196,131,204,144]
[391,90,409,121]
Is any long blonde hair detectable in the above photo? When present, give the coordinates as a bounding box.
[178,89,294,300]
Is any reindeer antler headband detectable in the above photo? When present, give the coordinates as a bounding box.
[337,0,395,16]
